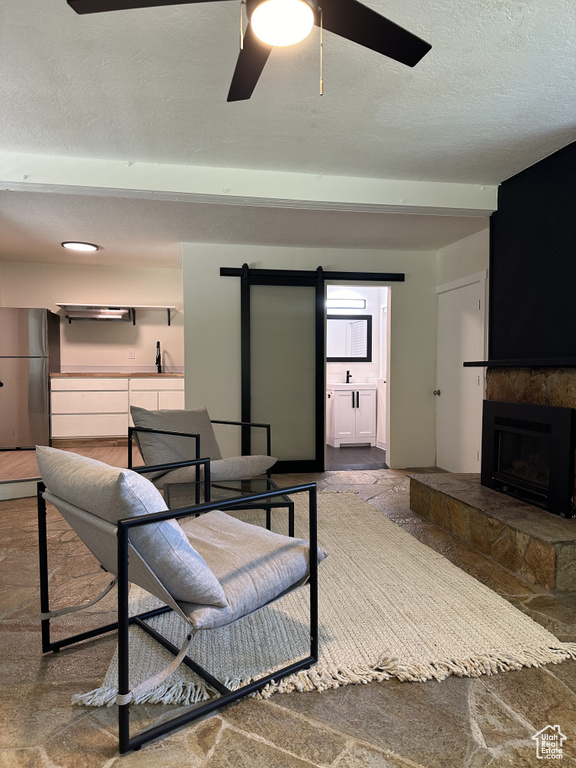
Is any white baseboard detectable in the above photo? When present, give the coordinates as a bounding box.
[0,480,37,501]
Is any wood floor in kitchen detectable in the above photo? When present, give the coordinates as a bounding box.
[0,444,143,483]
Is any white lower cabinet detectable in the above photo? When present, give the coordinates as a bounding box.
[51,378,129,438]
[51,377,184,438]
[129,378,185,424]
[327,385,377,447]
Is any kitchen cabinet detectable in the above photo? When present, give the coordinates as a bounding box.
[51,376,185,438]
[129,378,185,422]
[326,384,376,447]
[51,378,129,438]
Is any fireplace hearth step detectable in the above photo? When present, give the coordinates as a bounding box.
[409,473,576,592]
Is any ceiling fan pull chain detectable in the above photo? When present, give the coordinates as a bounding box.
[319,6,323,95]
[239,0,245,50]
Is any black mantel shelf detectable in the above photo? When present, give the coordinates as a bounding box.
[464,359,576,368]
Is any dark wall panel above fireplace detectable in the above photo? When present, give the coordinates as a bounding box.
[489,140,576,364]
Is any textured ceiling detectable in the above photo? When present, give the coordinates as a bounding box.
[0,190,490,267]
[0,0,574,265]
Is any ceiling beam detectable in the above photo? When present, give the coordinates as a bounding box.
[0,151,498,216]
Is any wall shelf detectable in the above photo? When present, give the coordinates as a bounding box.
[56,304,177,326]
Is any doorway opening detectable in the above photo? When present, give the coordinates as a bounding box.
[325,285,390,471]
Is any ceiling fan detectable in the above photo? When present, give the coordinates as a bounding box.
[67,0,431,102]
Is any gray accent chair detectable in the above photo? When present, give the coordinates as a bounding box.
[129,405,277,489]
[36,446,325,754]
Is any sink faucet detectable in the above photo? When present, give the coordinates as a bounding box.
[346,370,352,383]
[155,341,162,374]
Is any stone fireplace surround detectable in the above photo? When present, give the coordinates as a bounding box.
[486,367,576,411]
[409,367,576,592]
[486,367,576,501]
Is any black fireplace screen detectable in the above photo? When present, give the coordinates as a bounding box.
[496,419,551,489]
[481,401,575,517]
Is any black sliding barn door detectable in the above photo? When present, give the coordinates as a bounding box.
[220,265,325,473]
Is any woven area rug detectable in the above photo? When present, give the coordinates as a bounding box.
[75,491,576,707]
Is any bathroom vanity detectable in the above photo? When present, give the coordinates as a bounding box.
[326,383,377,447]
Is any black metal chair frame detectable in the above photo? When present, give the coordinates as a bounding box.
[128,417,273,478]
[37,458,318,754]
[128,418,275,508]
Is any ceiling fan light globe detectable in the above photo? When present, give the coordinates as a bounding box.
[251,0,315,47]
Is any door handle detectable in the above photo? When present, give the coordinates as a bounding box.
[356,391,360,408]
[433,389,441,396]
[352,392,355,408]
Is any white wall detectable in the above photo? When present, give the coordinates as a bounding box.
[182,243,438,468]
[436,228,489,286]
[436,227,490,365]
[0,261,184,372]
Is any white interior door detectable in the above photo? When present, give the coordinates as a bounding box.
[436,276,485,472]
[377,302,389,450]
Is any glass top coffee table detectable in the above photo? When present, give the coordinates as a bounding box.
[164,476,295,537]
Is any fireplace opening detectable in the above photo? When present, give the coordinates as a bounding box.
[481,401,575,517]
[496,418,550,489]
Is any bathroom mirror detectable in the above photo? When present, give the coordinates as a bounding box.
[327,315,372,362]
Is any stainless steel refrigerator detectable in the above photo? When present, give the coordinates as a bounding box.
[0,308,60,449]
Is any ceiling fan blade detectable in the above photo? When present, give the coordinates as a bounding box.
[318,0,431,67]
[227,24,272,102]
[68,0,232,14]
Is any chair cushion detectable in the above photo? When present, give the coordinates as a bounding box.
[178,510,329,630]
[35,446,228,608]
[151,455,278,489]
[130,407,223,476]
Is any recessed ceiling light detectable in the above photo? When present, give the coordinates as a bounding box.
[61,241,100,252]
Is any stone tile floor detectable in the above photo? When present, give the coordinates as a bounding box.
[1,468,576,767]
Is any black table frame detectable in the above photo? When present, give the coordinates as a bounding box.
[164,476,295,537]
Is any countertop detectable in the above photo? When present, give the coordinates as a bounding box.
[51,372,184,378]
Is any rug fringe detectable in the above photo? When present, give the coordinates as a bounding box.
[73,642,576,707]
[72,679,212,707]
[261,642,576,695]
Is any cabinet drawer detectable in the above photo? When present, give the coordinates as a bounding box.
[128,391,185,426]
[51,391,129,414]
[129,378,184,391]
[129,392,158,411]
[51,378,128,391]
[51,413,128,438]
